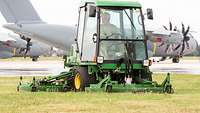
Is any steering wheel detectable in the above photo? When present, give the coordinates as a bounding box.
[105,33,122,39]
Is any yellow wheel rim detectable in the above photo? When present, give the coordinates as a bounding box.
[74,73,81,90]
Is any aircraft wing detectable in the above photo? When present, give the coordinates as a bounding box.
[3,23,76,50]
[0,0,42,23]
[146,29,183,44]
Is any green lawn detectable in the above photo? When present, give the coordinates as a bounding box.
[0,74,200,113]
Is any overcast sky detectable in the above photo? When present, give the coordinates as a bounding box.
[1,0,200,33]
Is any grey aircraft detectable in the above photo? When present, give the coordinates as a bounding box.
[0,31,51,61]
[146,23,198,62]
[0,0,198,63]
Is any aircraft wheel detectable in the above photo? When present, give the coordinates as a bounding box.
[74,67,88,91]
[32,57,38,62]
[172,57,179,63]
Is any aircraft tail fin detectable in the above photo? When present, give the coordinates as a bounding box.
[0,0,42,23]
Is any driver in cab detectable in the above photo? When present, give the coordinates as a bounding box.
[100,12,123,60]
[100,12,120,39]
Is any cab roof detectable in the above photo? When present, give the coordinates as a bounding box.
[81,0,141,8]
[95,0,141,8]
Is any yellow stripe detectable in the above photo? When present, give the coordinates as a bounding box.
[13,48,16,55]
[153,42,157,54]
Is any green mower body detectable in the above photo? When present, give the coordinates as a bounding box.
[18,0,173,93]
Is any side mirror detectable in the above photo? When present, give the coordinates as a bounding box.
[89,5,96,17]
[147,8,153,20]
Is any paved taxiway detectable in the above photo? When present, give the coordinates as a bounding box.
[150,59,200,75]
[0,59,200,77]
[0,60,65,76]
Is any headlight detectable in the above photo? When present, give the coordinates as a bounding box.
[97,56,104,63]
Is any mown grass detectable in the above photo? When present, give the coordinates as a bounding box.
[0,74,200,113]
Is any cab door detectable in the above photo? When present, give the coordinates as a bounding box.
[81,5,97,62]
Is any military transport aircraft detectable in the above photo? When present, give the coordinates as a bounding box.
[0,0,198,63]
[0,31,51,61]
[146,22,198,62]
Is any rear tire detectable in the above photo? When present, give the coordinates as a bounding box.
[74,67,89,91]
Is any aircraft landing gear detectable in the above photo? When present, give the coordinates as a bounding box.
[32,56,39,62]
[172,56,179,63]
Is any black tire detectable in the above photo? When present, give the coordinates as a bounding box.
[31,87,37,92]
[165,86,174,94]
[74,67,89,91]
[17,86,19,92]
[63,87,68,92]
[172,57,179,63]
[32,57,38,62]
[106,85,112,93]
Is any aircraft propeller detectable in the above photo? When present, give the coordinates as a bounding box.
[163,21,175,31]
[19,35,32,57]
[160,21,177,61]
[24,38,32,56]
[174,23,190,55]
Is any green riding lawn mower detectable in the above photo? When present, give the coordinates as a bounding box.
[17,0,174,93]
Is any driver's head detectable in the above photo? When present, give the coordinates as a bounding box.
[101,12,110,24]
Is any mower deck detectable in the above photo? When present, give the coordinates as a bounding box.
[85,73,173,93]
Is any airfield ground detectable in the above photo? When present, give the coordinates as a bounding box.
[0,57,200,113]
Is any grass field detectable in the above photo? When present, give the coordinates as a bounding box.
[0,74,200,113]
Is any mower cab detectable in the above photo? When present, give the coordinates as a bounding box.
[65,0,173,93]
